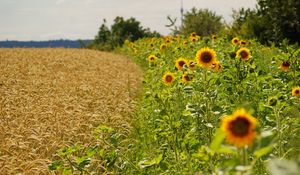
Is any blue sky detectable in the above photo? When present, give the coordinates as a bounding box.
[0,0,257,41]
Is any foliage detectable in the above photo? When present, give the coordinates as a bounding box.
[179,8,224,37]
[91,17,160,51]
[230,0,300,45]
[50,34,300,174]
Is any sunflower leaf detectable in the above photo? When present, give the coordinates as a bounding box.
[210,129,225,151]
[254,145,273,158]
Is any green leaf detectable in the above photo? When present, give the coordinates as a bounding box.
[254,145,273,158]
[210,129,225,151]
[62,168,72,175]
[48,160,64,171]
[159,161,169,171]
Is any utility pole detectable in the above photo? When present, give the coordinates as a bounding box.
[180,0,183,27]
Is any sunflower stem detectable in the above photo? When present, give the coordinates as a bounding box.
[275,107,282,157]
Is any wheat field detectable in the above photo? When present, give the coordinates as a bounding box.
[0,48,142,174]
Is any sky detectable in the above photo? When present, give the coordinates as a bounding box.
[0,0,257,41]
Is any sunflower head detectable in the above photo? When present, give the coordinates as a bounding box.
[292,87,300,97]
[195,47,217,68]
[212,35,218,40]
[160,44,167,51]
[183,40,189,46]
[280,61,290,71]
[148,55,156,62]
[190,36,198,42]
[165,37,172,44]
[236,48,251,61]
[231,37,239,45]
[268,97,278,106]
[175,58,188,71]
[190,32,197,38]
[163,72,175,86]
[221,108,257,148]
[211,61,222,72]
[149,43,154,48]
[181,72,193,84]
[240,40,247,46]
[188,60,197,70]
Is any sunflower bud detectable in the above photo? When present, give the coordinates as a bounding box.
[268,97,277,106]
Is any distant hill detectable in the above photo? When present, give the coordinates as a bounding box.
[0,39,93,48]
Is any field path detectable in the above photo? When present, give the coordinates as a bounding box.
[0,48,142,174]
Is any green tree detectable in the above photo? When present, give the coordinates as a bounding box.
[179,8,224,36]
[230,0,300,44]
[257,0,300,44]
[92,16,160,51]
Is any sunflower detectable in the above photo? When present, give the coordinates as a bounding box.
[195,47,217,68]
[190,32,197,38]
[181,72,193,84]
[190,36,198,42]
[188,60,197,70]
[280,61,290,71]
[160,44,167,51]
[231,37,239,45]
[236,48,251,61]
[240,40,247,46]
[165,37,172,44]
[175,58,188,71]
[162,72,175,86]
[183,40,189,46]
[148,55,156,62]
[292,86,300,97]
[212,35,218,40]
[211,61,222,72]
[221,108,257,148]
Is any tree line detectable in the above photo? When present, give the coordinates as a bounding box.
[90,0,299,50]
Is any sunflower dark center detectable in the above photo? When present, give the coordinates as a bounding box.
[295,89,300,94]
[234,39,238,43]
[189,62,195,68]
[184,75,192,81]
[282,61,290,67]
[229,117,250,137]
[201,53,212,63]
[166,75,173,82]
[179,61,186,67]
[150,57,154,60]
[240,51,248,59]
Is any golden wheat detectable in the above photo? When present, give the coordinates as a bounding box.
[0,48,142,174]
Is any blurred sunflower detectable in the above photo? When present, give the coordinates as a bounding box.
[240,40,247,46]
[231,37,239,45]
[162,72,175,85]
[221,108,257,148]
[195,47,217,68]
[149,43,154,48]
[148,55,156,62]
[211,61,222,72]
[175,58,188,71]
[183,40,188,46]
[280,61,290,71]
[188,60,197,70]
[292,87,300,97]
[165,37,172,44]
[190,36,198,42]
[181,72,193,84]
[236,48,251,61]
[212,35,218,40]
[160,44,167,51]
[190,32,197,38]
